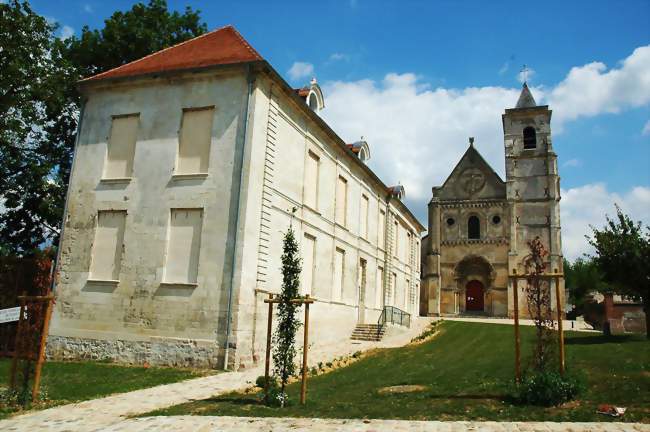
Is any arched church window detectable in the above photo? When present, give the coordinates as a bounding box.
[523,126,536,149]
[468,216,480,239]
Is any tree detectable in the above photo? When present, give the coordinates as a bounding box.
[564,257,608,315]
[0,1,75,255]
[271,226,302,407]
[589,206,650,338]
[0,0,206,256]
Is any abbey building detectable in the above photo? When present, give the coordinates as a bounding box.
[420,84,565,318]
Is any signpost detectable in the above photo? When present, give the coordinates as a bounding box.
[0,307,21,324]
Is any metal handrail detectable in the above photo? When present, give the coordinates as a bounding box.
[377,305,411,337]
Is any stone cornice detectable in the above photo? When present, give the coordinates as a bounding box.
[438,200,507,209]
[441,237,509,246]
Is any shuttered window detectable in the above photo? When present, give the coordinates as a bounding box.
[302,234,316,295]
[360,195,369,239]
[177,107,214,174]
[335,176,348,226]
[90,210,126,281]
[375,266,384,308]
[304,151,319,210]
[104,115,138,179]
[333,248,345,301]
[378,210,386,248]
[164,209,203,284]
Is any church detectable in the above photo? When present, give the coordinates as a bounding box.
[420,83,565,318]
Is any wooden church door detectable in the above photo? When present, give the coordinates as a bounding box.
[465,280,485,311]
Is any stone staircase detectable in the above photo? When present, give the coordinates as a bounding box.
[350,323,385,342]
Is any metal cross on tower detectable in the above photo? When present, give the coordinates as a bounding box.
[521,64,530,84]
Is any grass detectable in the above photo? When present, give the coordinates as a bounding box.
[0,359,209,419]
[147,321,650,422]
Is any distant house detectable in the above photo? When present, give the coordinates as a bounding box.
[49,26,424,369]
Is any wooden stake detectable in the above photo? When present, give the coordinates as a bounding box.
[264,293,274,400]
[32,296,54,401]
[300,295,310,405]
[512,271,521,384]
[9,292,27,390]
[554,272,565,375]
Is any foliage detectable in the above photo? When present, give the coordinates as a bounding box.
[564,257,609,316]
[522,237,556,372]
[0,0,206,256]
[270,226,302,407]
[0,0,77,255]
[588,206,650,338]
[148,321,650,422]
[513,371,583,407]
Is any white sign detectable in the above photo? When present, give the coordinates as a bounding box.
[0,307,21,324]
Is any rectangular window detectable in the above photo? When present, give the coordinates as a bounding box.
[389,272,397,306]
[407,232,412,264]
[393,221,399,257]
[302,234,316,295]
[375,266,384,308]
[378,209,386,248]
[177,107,214,174]
[90,210,126,281]
[164,209,203,284]
[335,176,348,226]
[333,247,345,301]
[360,195,369,239]
[104,114,139,179]
[405,279,410,310]
[416,241,420,272]
[304,151,319,210]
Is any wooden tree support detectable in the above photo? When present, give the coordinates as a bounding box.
[263,293,315,405]
[9,294,55,402]
[509,270,565,383]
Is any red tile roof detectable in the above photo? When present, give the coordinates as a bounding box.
[82,25,263,82]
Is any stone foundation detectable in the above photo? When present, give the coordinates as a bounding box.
[46,335,225,369]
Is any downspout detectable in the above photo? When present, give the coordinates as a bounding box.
[223,65,255,370]
[51,98,87,293]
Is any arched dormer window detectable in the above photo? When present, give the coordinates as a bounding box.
[523,126,536,149]
[468,216,480,239]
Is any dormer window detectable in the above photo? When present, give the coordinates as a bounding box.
[347,139,371,163]
[295,78,324,112]
[523,126,536,149]
[389,185,405,200]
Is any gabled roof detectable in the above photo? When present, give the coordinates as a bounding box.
[82,25,263,82]
[515,82,537,108]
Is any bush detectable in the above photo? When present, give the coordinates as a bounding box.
[513,371,583,406]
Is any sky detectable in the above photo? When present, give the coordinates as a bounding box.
[32,0,650,260]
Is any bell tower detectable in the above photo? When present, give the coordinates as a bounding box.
[503,82,564,316]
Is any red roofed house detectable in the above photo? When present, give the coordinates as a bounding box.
[49,26,424,369]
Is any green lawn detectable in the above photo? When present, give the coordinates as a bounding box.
[0,359,208,419]
[148,321,649,422]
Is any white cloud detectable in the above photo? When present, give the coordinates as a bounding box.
[562,158,582,168]
[59,25,75,40]
[287,62,314,81]
[642,120,650,136]
[546,45,650,126]
[560,184,650,260]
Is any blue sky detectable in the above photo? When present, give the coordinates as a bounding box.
[34,0,650,259]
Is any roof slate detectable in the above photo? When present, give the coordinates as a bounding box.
[82,25,263,82]
[515,83,537,108]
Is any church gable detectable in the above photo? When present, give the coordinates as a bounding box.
[434,140,505,201]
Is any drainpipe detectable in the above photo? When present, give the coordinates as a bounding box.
[51,98,87,294]
[223,64,254,370]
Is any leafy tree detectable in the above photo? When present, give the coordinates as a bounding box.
[0,0,206,256]
[271,226,302,407]
[589,206,650,338]
[0,1,75,255]
[563,257,608,315]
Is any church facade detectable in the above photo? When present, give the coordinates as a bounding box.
[420,84,565,318]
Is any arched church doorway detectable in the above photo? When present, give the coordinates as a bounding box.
[465,280,485,311]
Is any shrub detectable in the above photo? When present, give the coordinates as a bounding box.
[255,375,268,389]
[513,371,583,406]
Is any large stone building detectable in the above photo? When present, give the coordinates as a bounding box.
[49,26,424,369]
[420,84,565,317]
